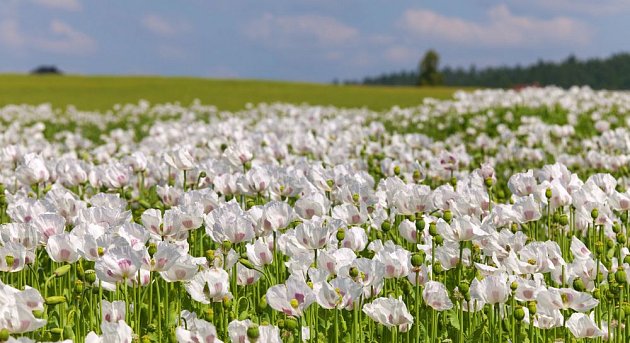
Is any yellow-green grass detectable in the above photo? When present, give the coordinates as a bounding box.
[0,74,470,111]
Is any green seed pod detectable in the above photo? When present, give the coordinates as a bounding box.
[458,281,470,294]
[349,267,359,278]
[84,270,96,284]
[559,214,568,226]
[484,177,493,188]
[285,318,298,330]
[204,308,214,321]
[411,252,425,267]
[33,310,44,319]
[413,170,421,181]
[450,177,457,187]
[54,264,71,278]
[514,306,525,321]
[381,221,391,232]
[433,261,444,275]
[511,223,518,233]
[74,280,84,293]
[393,166,401,176]
[591,208,599,220]
[247,325,260,340]
[434,234,444,245]
[527,301,537,315]
[443,210,452,223]
[617,233,627,245]
[624,255,630,264]
[415,219,425,231]
[615,270,627,284]
[622,211,629,222]
[221,241,232,253]
[45,295,67,306]
[572,278,586,292]
[607,239,615,249]
[326,179,334,188]
[148,243,158,257]
[510,281,518,291]
[336,229,345,241]
[0,328,8,342]
[545,188,552,199]
[352,193,360,203]
[613,308,625,320]
[244,161,252,170]
[277,319,285,329]
[613,222,621,234]
[552,212,560,223]
[429,222,438,236]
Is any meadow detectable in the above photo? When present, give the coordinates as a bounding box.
[0,83,628,343]
[0,74,462,111]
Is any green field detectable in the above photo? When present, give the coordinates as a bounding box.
[0,74,467,111]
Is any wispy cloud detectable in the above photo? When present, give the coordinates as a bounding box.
[245,13,358,47]
[32,0,81,12]
[142,14,189,37]
[0,18,96,55]
[400,5,593,46]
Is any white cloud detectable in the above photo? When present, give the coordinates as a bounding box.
[0,18,96,55]
[400,5,593,46]
[245,13,358,47]
[509,0,630,16]
[32,0,81,11]
[142,14,189,37]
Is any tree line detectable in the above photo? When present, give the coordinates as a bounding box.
[344,52,630,89]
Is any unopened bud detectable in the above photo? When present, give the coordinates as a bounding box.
[45,295,67,306]
[54,264,71,277]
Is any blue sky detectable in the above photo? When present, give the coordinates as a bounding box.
[0,0,628,82]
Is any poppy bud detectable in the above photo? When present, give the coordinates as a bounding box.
[624,255,630,264]
[545,188,552,199]
[239,259,256,270]
[349,267,359,278]
[85,270,96,284]
[141,335,152,343]
[559,214,568,226]
[429,222,438,236]
[393,166,401,175]
[527,301,536,315]
[247,325,260,340]
[510,281,518,291]
[607,239,615,249]
[622,211,629,222]
[33,310,44,319]
[411,252,425,267]
[443,210,452,223]
[573,278,585,292]
[198,171,207,179]
[45,295,67,306]
[593,288,601,299]
[204,308,214,321]
[614,308,626,321]
[277,319,285,329]
[381,221,391,232]
[615,270,627,284]
[0,328,8,341]
[613,222,621,234]
[257,297,267,312]
[54,264,71,278]
[591,208,598,220]
[514,306,525,321]
[336,229,345,241]
[552,212,560,223]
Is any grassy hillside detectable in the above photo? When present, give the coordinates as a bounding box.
[0,74,468,111]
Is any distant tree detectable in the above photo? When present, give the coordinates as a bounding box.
[418,50,443,86]
[31,65,62,75]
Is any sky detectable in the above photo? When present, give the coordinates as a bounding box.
[0,0,629,82]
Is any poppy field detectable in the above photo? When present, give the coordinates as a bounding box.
[0,86,629,342]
